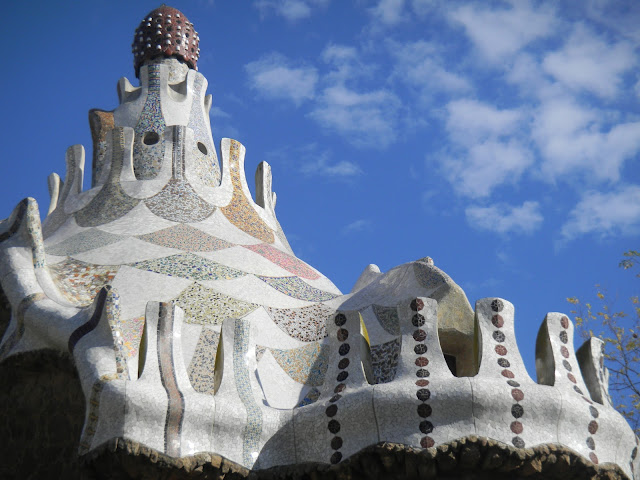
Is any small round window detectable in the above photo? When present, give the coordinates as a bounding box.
[143,132,160,145]
[197,142,208,155]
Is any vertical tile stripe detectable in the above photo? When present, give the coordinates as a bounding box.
[157,304,185,457]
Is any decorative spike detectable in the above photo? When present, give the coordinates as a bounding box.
[47,173,61,215]
[577,337,611,405]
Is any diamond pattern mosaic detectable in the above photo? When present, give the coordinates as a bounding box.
[243,243,319,280]
[46,228,125,256]
[131,253,246,281]
[136,223,231,251]
[49,258,120,306]
[188,326,220,395]
[370,337,401,384]
[267,343,329,386]
[264,303,331,341]
[257,276,338,302]
[172,282,258,325]
[372,304,400,336]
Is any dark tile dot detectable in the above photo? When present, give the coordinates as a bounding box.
[412,314,425,327]
[492,314,504,328]
[589,406,599,418]
[330,394,342,403]
[328,419,341,434]
[512,436,525,448]
[416,388,431,401]
[414,344,427,355]
[573,386,583,395]
[501,369,515,379]
[338,358,350,370]
[511,389,524,402]
[560,316,569,329]
[632,447,637,460]
[562,360,572,371]
[586,437,596,450]
[339,344,350,356]
[507,380,520,388]
[495,345,508,356]
[334,313,346,326]
[559,331,568,344]
[415,357,429,367]
[413,329,427,342]
[410,298,424,311]
[331,436,343,450]
[589,452,599,465]
[416,379,429,387]
[417,403,432,418]
[325,404,338,417]
[491,299,504,312]
[493,331,505,343]
[337,328,349,342]
[416,369,430,378]
[561,346,570,358]
[511,404,524,418]
[336,371,349,382]
[567,373,577,384]
[334,383,346,393]
[510,421,523,434]
[498,358,510,368]
[588,420,598,435]
[330,451,342,464]
[420,436,435,448]
[419,420,434,434]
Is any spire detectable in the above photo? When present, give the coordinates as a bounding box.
[131,5,201,78]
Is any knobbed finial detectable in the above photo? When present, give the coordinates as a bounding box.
[131,5,200,78]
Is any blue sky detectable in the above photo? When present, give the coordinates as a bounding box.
[2,0,639,378]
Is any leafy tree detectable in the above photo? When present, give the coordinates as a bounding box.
[567,250,640,434]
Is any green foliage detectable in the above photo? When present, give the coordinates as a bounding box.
[567,250,640,435]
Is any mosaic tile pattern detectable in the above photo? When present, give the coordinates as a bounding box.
[243,243,319,280]
[413,262,447,290]
[265,304,331,342]
[188,74,220,187]
[25,198,46,269]
[137,223,232,252]
[488,299,527,449]
[297,387,321,407]
[258,276,338,302]
[121,315,145,358]
[325,312,352,464]
[133,64,165,180]
[370,337,401,384]
[172,282,258,325]
[0,293,46,360]
[188,327,219,395]
[89,109,115,187]
[267,343,330,386]
[49,259,119,306]
[106,290,129,378]
[233,319,262,467]
[78,373,120,455]
[409,299,436,449]
[157,304,185,457]
[46,228,125,256]
[145,126,216,223]
[372,304,400,336]
[221,140,275,244]
[76,129,141,227]
[131,253,246,281]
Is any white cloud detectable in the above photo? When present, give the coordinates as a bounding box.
[300,151,362,178]
[561,186,640,241]
[209,106,230,118]
[245,53,317,106]
[441,140,533,198]
[446,99,522,145]
[254,0,329,21]
[450,0,556,63]
[466,201,543,235]
[392,41,471,95]
[310,85,401,147]
[543,25,637,99]
[533,99,640,183]
[440,99,532,197]
[369,0,407,26]
[342,219,372,235]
